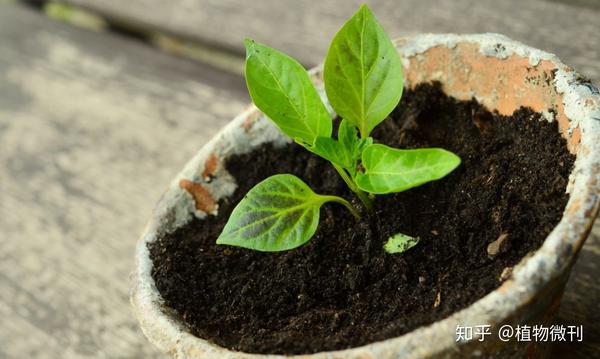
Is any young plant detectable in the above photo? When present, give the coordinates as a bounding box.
[216,4,460,253]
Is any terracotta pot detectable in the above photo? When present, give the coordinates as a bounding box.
[131,34,600,358]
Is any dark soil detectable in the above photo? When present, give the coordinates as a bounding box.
[149,83,574,355]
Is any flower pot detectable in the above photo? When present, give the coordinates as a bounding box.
[131,33,600,358]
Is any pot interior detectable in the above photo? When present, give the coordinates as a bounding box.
[402,42,581,154]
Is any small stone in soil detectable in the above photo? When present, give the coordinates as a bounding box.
[499,266,513,282]
[434,292,441,308]
[498,267,512,282]
[487,233,510,259]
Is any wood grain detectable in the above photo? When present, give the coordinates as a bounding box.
[552,220,600,358]
[0,4,246,358]
[58,0,600,82]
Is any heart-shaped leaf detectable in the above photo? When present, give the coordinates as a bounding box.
[245,39,332,145]
[217,174,353,251]
[324,4,403,138]
[355,144,461,194]
[384,233,420,254]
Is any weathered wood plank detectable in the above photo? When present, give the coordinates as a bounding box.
[0,4,247,358]
[551,219,600,358]
[58,0,600,82]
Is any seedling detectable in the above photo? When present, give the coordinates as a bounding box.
[217,5,460,253]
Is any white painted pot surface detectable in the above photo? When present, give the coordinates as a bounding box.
[131,34,600,358]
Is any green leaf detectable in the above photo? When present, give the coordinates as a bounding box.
[310,137,353,169]
[384,233,420,254]
[338,119,359,158]
[338,119,359,149]
[217,174,344,251]
[334,120,373,176]
[245,39,332,145]
[356,137,373,157]
[306,121,374,175]
[355,144,461,194]
[323,4,403,138]
[339,120,373,160]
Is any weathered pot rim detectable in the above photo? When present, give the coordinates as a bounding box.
[131,33,600,358]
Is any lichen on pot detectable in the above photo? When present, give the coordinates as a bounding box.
[131,33,600,359]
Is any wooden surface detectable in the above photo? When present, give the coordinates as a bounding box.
[555,231,600,358]
[0,1,599,358]
[60,0,600,83]
[0,4,246,358]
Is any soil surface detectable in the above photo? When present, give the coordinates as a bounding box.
[149,83,575,354]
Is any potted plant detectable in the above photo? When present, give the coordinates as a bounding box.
[131,5,600,358]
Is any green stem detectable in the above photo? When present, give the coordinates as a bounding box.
[323,195,361,220]
[359,127,369,140]
[333,164,373,211]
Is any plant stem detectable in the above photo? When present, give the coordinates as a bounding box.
[323,196,361,220]
[333,164,374,211]
[355,190,374,211]
[359,127,369,140]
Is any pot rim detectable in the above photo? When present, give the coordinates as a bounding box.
[131,33,600,358]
